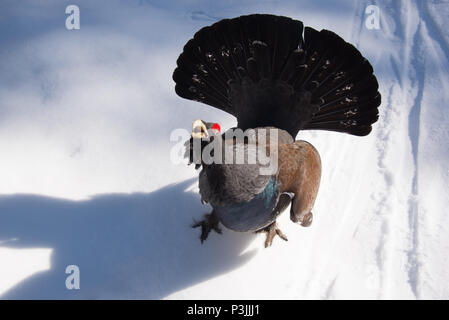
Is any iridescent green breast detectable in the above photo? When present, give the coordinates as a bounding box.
[214,177,280,232]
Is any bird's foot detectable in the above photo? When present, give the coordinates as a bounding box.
[192,211,222,243]
[256,222,288,248]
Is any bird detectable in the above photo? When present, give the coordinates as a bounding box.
[172,14,381,247]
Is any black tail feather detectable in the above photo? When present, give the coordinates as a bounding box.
[173,14,381,137]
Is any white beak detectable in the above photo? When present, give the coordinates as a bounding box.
[192,119,209,139]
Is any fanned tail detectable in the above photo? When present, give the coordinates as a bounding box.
[173,14,381,137]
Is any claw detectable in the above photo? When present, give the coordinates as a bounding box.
[256,222,288,248]
[192,211,222,243]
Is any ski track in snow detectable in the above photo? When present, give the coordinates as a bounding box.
[0,0,448,299]
[374,0,449,299]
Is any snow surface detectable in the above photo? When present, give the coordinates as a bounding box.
[0,0,448,299]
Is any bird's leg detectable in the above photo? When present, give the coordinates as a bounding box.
[256,221,288,248]
[192,210,222,243]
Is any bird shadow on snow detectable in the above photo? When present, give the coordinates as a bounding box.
[0,179,257,299]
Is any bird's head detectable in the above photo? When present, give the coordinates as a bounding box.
[191,119,221,141]
[185,119,221,169]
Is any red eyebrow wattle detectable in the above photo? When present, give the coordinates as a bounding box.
[212,123,221,132]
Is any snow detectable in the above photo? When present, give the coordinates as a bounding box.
[0,0,448,299]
